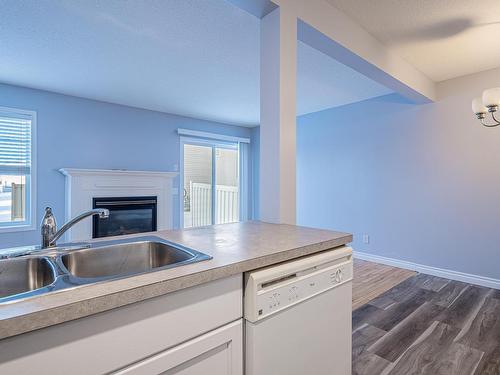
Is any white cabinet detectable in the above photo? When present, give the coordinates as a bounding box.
[115,319,243,375]
[0,275,242,375]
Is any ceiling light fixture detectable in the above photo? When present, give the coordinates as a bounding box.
[472,87,500,127]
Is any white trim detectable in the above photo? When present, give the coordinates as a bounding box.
[211,144,216,225]
[0,106,37,233]
[177,128,250,144]
[0,105,35,119]
[0,223,36,234]
[59,168,178,179]
[179,141,185,229]
[239,142,249,221]
[354,250,500,290]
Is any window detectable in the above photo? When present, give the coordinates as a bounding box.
[178,129,249,229]
[0,107,36,232]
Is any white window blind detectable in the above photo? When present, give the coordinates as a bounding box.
[0,114,32,176]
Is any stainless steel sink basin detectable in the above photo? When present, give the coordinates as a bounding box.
[61,238,211,279]
[0,257,56,299]
[0,236,211,303]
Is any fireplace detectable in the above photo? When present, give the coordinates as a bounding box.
[60,169,177,241]
[92,196,158,239]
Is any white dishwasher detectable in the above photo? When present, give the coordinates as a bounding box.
[244,246,353,375]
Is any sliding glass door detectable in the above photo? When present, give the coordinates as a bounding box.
[214,147,239,224]
[182,140,239,228]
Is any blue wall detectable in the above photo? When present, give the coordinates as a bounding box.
[297,92,500,279]
[0,83,253,249]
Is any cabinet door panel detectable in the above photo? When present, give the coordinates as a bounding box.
[115,319,243,375]
[0,275,242,375]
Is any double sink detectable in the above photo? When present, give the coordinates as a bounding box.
[0,236,211,303]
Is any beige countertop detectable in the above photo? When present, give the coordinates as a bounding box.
[0,221,352,340]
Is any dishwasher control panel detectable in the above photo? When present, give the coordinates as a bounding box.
[244,246,353,322]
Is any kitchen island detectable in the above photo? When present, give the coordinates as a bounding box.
[0,221,352,374]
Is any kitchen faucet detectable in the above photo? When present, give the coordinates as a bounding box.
[41,207,109,248]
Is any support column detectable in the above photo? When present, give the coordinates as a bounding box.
[260,6,297,224]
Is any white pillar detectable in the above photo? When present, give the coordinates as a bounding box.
[260,6,297,224]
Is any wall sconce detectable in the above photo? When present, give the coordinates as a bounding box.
[472,87,500,127]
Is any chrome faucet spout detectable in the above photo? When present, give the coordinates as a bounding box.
[41,207,109,249]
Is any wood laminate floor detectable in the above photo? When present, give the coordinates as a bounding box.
[352,259,417,310]
[352,261,500,375]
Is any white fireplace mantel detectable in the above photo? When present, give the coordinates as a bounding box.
[59,168,178,242]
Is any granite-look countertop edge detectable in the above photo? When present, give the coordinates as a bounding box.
[0,222,352,340]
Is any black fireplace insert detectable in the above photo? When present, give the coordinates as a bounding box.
[92,196,158,239]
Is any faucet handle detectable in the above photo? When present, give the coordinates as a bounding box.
[41,207,57,248]
[42,207,56,224]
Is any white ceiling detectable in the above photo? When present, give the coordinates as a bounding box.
[0,0,392,126]
[327,0,500,82]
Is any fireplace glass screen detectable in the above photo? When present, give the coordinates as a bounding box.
[92,196,157,238]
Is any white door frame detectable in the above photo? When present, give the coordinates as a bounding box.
[179,135,248,229]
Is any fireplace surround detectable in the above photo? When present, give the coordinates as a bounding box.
[59,169,178,242]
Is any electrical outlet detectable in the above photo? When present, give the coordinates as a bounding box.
[362,234,370,244]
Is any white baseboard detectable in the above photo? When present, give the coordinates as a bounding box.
[354,250,500,290]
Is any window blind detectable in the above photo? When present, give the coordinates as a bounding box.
[0,114,32,175]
